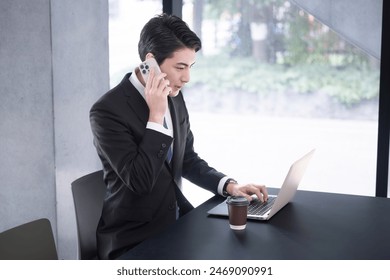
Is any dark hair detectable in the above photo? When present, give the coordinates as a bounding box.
[138,14,202,65]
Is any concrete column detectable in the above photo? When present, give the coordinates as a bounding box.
[51,0,109,259]
[0,0,109,259]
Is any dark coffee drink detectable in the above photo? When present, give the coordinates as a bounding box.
[226,196,249,230]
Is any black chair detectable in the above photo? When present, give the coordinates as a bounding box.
[0,218,58,260]
[71,170,106,260]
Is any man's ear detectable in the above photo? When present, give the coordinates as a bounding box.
[145,53,154,60]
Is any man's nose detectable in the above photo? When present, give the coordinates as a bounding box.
[181,68,190,83]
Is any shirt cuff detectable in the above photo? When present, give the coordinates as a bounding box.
[218,176,230,196]
[147,121,173,137]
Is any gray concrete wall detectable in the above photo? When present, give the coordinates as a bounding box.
[0,0,108,259]
[0,0,56,237]
[291,0,383,59]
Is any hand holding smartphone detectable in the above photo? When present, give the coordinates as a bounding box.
[139,57,162,83]
[139,57,171,124]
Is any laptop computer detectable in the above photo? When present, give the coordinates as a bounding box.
[207,149,315,221]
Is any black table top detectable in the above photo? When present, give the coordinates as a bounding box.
[120,189,390,260]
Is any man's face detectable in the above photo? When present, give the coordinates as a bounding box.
[159,47,196,97]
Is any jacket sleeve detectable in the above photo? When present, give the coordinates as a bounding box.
[90,101,173,196]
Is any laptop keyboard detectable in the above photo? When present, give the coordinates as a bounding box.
[248,196,276,216]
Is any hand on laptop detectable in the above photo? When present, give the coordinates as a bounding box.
[226,182,268,202]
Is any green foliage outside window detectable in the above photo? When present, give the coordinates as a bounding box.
[187,55,379,107]
[188,0,380,107]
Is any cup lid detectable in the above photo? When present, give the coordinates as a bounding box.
[226,196,250,206]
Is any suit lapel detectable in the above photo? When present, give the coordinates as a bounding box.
[168,94,185,180]
[168,97,178,169]
[168,94,194,213]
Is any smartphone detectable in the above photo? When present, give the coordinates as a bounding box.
[139,57,161,83]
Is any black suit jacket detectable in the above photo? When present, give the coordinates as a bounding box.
[90,73,226,259]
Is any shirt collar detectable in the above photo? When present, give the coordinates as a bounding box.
[129,68,146,99]
[129,68,173,121]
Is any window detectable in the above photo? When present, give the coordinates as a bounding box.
[181,0,380,205]
[108,0,382,206]
[109,0,162,87]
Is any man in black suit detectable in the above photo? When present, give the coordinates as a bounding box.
[90,14,268,259]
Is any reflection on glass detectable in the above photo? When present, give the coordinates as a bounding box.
[181,0,380,204]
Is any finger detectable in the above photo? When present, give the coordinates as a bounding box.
[252,188,264,202]
[246,184,267,202]
[145,68,154,90]
[239,192,253,202]
[158,78,170,92]
[147,71,166,91]
[261,186,269,201]
[164,86,173,96]
[155,73,167,88]
[148,68,159,84]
